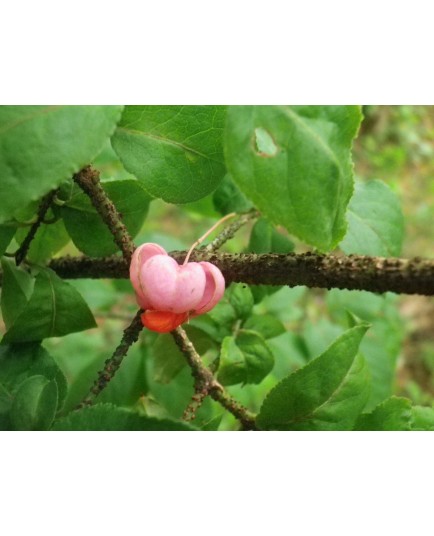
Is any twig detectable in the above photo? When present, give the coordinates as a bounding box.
[15,189,58,265]
[73,165,135,262]
[183,390,208,422]
[46,251,434,296]
[172,327,257,430]
[204,209,259,253]
[77,310,143,408]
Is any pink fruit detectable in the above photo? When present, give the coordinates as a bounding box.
[130,243,225,332]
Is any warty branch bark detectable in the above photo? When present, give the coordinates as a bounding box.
[46,251,434,296]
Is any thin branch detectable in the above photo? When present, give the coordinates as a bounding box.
[15,189,58,265]
[73,165,139,409]
[73,166,135,262]
[183,390,208,422]
[204,209,259,253]
[77,310,143,408]
[46,251,434,296]
[171,327,257,430]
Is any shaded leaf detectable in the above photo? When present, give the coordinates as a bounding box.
[0,382,12,413]
[1,257,35,329]
[10,375,58,430]
[0,382,12,429]
[212,174,253,215]
[0,225,15,255]
[0,343,67,409]
[248,218,294,254]
[226,283,254,321]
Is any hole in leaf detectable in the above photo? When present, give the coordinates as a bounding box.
[254,127,278,157]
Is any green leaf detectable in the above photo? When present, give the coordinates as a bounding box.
[10,375,58,430]
[354,397,412,431]
[212,174,253,215]
[217,329,274,386]
[183,195,220,218]
[0,105,123,223]
[217,337,245,386]
[200,414,223,431]
[340,179,405,256]
[227,283,254,321]
[3,267,96,343]
[225,105,362,251]
[59,179,151,256]
[207,301,237,339]
[326,290,404,410]
[111,106,227,203]
[67,279,118,311]
[0,343,67,409]
[1,257,35,329]
[0,382,12,413]
[15,219,70,264]
[359,320,402,410]
[257,324,370,430]
[0,382,13,429]
[411,406,434,431]
[0,225,15,255]
[248,218,294,254]
[243,314,285,340]
[52,403,196,431]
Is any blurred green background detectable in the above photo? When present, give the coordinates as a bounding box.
[354,106,434,408]
[3,105,434,429]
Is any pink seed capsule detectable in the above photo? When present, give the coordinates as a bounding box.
[140,255,206,313]
[193,262,226,315]
[130,243,167,309]
[129,242,225,331]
